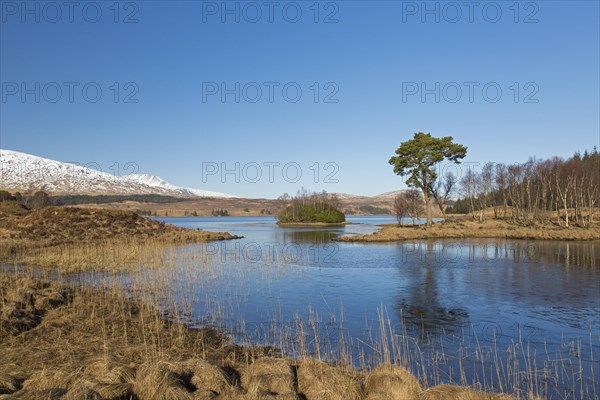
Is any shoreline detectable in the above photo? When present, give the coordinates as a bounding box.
[337,219,600,242]
[0,272,545,399]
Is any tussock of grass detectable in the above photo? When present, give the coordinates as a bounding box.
[183,359,232,395]
[62,380,103,400]
[296,359,364,400]
[365,364,421,400]
[0,373,20,394]
[83,357,136,386]
[339,219,600,242]
[0,275,70,335]
[241,357,296,396]
[21,369,76,392]
[133,362,194,400]
[422,384,516,400]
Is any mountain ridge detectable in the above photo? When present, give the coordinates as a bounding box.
[0,149,237,198]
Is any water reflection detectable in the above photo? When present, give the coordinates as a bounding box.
[391,238,599,337]
[281,229,337,243]
[536,241,598,268]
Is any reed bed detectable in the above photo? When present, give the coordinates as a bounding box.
[0,240,597,400]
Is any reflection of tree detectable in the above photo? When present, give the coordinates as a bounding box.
[394,239,599,337]
[536,241,598,268]
[395,241,469,335]
[283,229,336,243]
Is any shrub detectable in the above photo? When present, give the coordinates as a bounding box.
[277,190,345,223]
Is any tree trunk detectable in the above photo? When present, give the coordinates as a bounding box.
[423,190,432,227]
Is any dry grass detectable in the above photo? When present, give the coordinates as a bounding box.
[241,357,295,396]
[296,358,364,400]
[0,204,234,244]
[0,272,576,400]
[339,218,600,242]
[0,273,257,399]
[0,275,70,336]
[0,204,238,272]
[133,362,194,400]
[0,374,20,395]
[365,364,421,400]
[422,384,517,400]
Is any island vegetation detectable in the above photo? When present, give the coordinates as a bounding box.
[277,189,345,224]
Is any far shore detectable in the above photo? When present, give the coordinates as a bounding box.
[276,221,354,227]
[337,218,600,242]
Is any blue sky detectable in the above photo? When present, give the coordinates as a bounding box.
[1,1,599,198]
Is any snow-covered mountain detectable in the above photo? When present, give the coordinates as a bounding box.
[330,192,366,200]
[331,190,409,200]
[0,149,236,198]
[122,174,237,198]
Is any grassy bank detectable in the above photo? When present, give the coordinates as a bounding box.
[0,203,239,272]
[338,218,600,242]
[0,272,546,400]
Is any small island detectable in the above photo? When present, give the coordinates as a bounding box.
[276,190,346,225]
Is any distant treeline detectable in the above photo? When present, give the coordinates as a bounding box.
[0,191,189,207]
[0,190,50,210]
[211,208,229,216]
[50,194,188,206]
[447,148,599,227]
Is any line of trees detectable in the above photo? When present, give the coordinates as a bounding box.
[211,209,229,217]
[277,189,345,223]
[448,149,599,227]
[0,190,50,209]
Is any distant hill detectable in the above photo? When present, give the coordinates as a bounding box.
[0,149,236,198]
[372,190,410,200]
